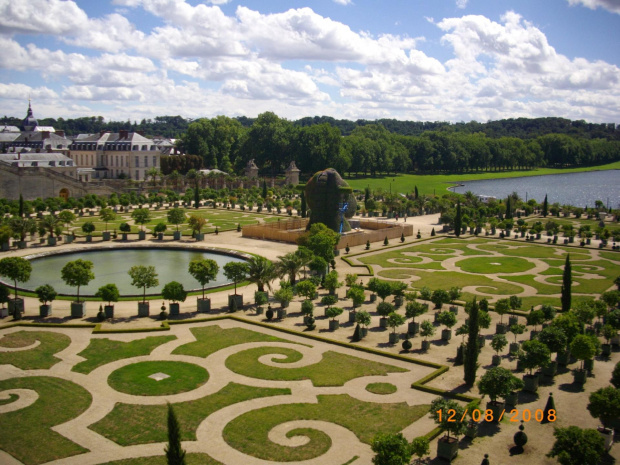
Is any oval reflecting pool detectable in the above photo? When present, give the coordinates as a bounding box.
[23,248,246,296]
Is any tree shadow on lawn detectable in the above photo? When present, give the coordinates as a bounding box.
[517,390,539,405]
[558,381,586,393]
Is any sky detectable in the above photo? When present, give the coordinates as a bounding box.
[1,0,620,125]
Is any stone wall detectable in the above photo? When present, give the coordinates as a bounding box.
[0,164,114,200]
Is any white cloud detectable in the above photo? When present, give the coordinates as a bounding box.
[333,0,353,5]
[456,0,469,9]
[0,0,89,35]
[567,0,620,14]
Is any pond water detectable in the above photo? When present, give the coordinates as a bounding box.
[450,170,620,208]
[22,248,246,296]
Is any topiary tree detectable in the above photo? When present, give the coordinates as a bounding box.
[325,306,343,321]
[547,426,605,465]
[58,210,76,236]
[223,261,249,296]
[478,366,524,404]
[35,284,57,306]
[537,326,567,356]
[376,301,394,323]
[509,324,526,344]
[448,286,462,303]
[188,258,219,300]
[420,320,435,341]
[162,281,187,304]
[81,221,95,237]
[296,280,317,301]
[304,168,356,233]
[431,289,450,309]
[587,386,620,429]
[128,265,159,303]
[437,310,457,331]
[61,259,94,303]
[375,280,393,302]
[371,432,412,465]
[274,282,294,308]
[405,301,427,326]
[356,310,371,329]
[187,214,206,235]
[95,283,119,306]
[164,402,187,465]
[323,270,343,295]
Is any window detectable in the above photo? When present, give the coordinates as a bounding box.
[153,155,157,166]
[31,162,38,167]
[116,155,119,167]
[135,157,139,168]
[49,161,56,167]
[135,170,139,180]
[133,145,138,150]
[57,144,62,149]
[144,156,148,167]
[98,144,103,150]
[142,145,147,150]
[150,145,156,150]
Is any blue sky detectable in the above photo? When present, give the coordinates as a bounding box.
[1,0,619,124]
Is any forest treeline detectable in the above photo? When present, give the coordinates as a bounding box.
[4,112,619,176]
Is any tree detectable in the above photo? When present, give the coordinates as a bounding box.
[547,426,605,465]
[223,261,249,295]
[454,200,462,237]
[99,208,116,232]
[347,286,366,309]
[167,208,186,231]
[431,289,450,309]
[405,301,427,325]
[387,312,406,334]
[58,210,76,235]
[588,386,620,429]
[542,194,548,217]
[40,214,60,238]
[295,280,317,301]
[375,280,394,302]
[420,320,435,341]
[570,334,597,370]
[410,436,429,465]
[371,432,412,465]
[276,252,303,285]
[478,367,524,404]
[323,270,343,294]
[246,256,275,293]
[491,334,508,356]
[519,339,551,375]
[128,265,159,303]
[81,221,95,237]
[494,298,510,325]
[35,284,57,305]
[430,397,467,440]
[61,259,95,302]
[298,223,340,263]
[187,215,206,235]
[0,257,32,301]
[188,258,219,300]
[464,297,480,385]
[131,208,151,231]
[162,281,187,304]
[612,361,620,388]
[96,283,119,306]
[537,326,567,355]
[164,402,187,465]
[561,254,572,312]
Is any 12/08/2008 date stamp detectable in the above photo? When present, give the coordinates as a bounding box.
[436,408,556,423]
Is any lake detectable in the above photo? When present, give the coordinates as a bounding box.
[450,170,620,208]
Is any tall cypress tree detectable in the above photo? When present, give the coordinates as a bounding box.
[505,196,512,219]
[542,194,548,217]
[454,200,462,238]
[414,185,419,199]
[165,403,186,465]
[561,254,572,312]
[464,297,480,386]
[19,194,24,218]
[262,179,268,200]
[300,192,307,218]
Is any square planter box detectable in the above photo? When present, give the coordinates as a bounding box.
[329,320,340,331]
[361,327,368,338]
[228,294,243,311]
[85,235,93,243]
[195,233,204,241]
[1,242,9,251]
[104,305,114,319]
[508,315,519,326]
[389,332,399,344]
[64,235,74,244]
[421,340,431,351]
[379,317,388,328]
[121,233,129,241]
[408,321,420,336]
[496,323,508,334]
[441,329,452,341]
[102,231,111,241]
[138,302,150,317]
[8,298,25,316]
[173,231,181,240]
[504,391,519,408]
[523,374,539,392]
[256,307,264,315]
[39,304,52,318]
[157,233,164,240]
[449,306,458,314]
[437,436,459,462]
[71,302,86,318]
[573,368,587,384]
[277,308,287,320]
[197,298,211,313]
[348,310,357,323]
[138,231,146,241]
[509,342,520,355]
[0,307,8,318]
[47,236,57,246]
[556,350,570,365]
[486,401,505,423]
[169,303,180,316]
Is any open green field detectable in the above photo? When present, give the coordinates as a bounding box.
[346,160,620,196]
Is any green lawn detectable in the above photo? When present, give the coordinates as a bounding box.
[223,394,429,462]
[456,256,536,274]
[0,331,72,370]
[108,361,209,396]
[90,383,290,446]
[0,376,92,465]
[72,335,176,374]
[225,348,406,387]
[408,271,524,295]
[365,382,398,395]
[345,160,620,196]
[101,454,223,465]
[172,326,299,358]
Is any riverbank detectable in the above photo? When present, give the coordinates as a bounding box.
[346,160,620,196]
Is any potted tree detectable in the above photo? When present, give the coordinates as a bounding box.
[119,222,131,241]
[58,210,76,244]
[326,306,344,330]
[188,214,206,241]
[96,283,119,319]
[392,282,408,308]
[35,284,57,317]
[99,208,116,241]
[478,367,524,422]
[188,258,219,313]
[519,339,551,392]
[154,222,167,240]
[255,290,268,315]
[321,294,338,315]
[61,259,94,318]
[405,301,427,336]
[162,281,187,316]
[537,326,567,377]
[431,288,450,311]
[491,333,508,366]
[587,386,620,450]
[301,299,314,325]
[527,308,545,339]
[509,324,526,354]
[274,282,294,310]
[324,270,343,297]
[246,255,276,301]
[437,310,457,341]
[40,214,60,246]
[570,334,597,385]
[420,320,435,351]
[377,301,394,329]
[131,208,151,240]
[346,285,365,323]
[128,265,159,317]
[0,257,32,319]
[167,207,186,240]
[81,221,96,243]
[431,397,467,461]
[602,324,616,357]
[0,284,9,318]
[367,277,380,303]
[387,312,406,344]
[355,310,371,338]
[494,298,510,334]
[223,261,249,311]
